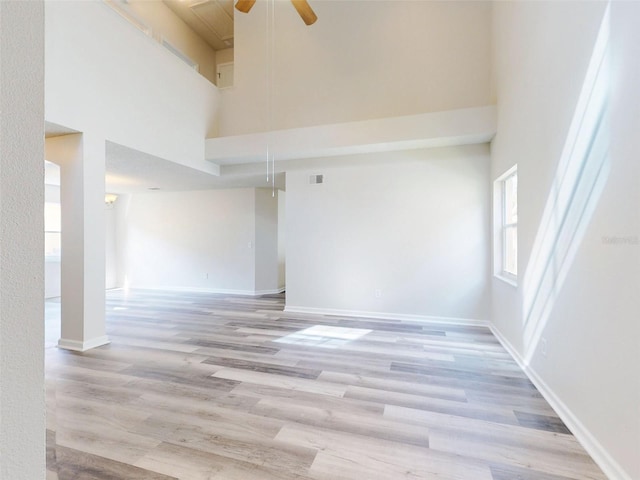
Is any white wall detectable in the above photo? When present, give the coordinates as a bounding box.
[122,189,255,292]
[126,0,218,84]
[491,2,639,479]
[0,1,45,478]
[115,194,130,289]
[220,0,492,136]
[277,189,286,289]
[285,145,490,322]
[254,189,279,293]
[119,188,280,295]
[105,204,118,289]
[45,0,220,173]
[216,48,234,65]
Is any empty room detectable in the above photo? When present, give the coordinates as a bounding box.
[0,0,638,479]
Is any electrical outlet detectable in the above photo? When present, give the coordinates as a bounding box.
[205,273,209,280]
[541,337,548,357]
[374,289,382,299]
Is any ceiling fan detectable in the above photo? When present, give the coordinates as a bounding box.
[235,0,317,26]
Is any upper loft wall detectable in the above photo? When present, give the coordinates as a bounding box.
[216,47,234,65]
[45,0,220,175]
[125,0,218,84]
[218,0,492,137]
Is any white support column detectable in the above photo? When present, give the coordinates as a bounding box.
[0,1,46,479]
[46,133,110,351]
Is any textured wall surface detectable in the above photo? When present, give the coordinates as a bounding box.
[0,1,46,478]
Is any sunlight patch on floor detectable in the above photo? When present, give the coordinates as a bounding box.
[274,325,372,348]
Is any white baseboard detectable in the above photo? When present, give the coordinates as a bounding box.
[129,286,285,296]
[283,305,488,327]
[255,287,286,295]
[58,335,110,352]
[490,325,632,480]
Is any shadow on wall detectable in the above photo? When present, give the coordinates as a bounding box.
[521,5,611,364]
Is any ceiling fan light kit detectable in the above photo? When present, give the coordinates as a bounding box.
[234,0,317,25]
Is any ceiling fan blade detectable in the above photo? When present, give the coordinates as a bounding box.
[235,0,257,14]
[290,0,317,25]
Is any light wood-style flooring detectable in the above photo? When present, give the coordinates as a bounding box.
[45,290,607,479]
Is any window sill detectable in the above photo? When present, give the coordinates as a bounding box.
[494,273,517,288]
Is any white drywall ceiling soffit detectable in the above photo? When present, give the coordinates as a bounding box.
[205,106,497,166]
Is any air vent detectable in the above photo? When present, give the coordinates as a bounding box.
[309,174,324,185]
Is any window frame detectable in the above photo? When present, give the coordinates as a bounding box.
[44,201,62,261]
[494,165,518,286]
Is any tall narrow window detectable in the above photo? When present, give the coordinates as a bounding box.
[503,171,518,277]
[494,166,517,285]
[45,202,61,259]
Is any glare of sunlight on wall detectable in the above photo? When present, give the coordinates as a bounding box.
[522,4,611,365]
